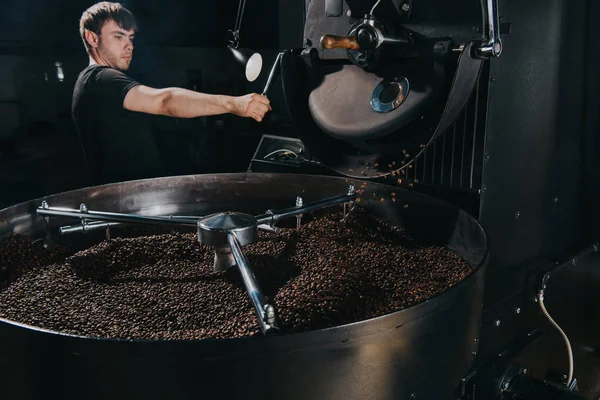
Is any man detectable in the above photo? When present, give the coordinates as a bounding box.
[72,2,271,184]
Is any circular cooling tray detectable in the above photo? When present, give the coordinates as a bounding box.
[0,173,488,400]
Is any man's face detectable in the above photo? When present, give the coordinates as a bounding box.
[96,20,135,71]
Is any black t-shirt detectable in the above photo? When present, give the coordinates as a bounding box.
[71,64,166,185]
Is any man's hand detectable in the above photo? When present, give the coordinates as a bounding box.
[232,93,272,122]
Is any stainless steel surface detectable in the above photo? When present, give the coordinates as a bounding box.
[197,212,258,247]
[227,232,279,334]
[295,196,303,228]
[370,77,410,113]
[478,0,502,58]
[213,247,237,272]
[197,212,259,272]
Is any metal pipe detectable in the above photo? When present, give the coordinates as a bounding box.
[535,241,599,388]
[37,206,197,227]
[255,192,359,226]
[227,233,279,334]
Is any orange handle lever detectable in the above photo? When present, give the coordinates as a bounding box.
[320,35,360,50]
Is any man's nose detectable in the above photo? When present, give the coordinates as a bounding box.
[126,39,134,50]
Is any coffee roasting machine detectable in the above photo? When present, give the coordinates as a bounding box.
[1,0,599,399]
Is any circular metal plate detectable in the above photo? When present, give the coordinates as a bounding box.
[198,212,256,232]
[370,77,410,113]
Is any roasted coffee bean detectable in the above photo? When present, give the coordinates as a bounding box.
[0,209,472,340]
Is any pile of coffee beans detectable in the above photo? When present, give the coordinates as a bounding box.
[0,209,472,340]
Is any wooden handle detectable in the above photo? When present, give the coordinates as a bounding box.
[320,35,360,50]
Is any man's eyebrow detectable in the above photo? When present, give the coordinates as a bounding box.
[109,30,134,37]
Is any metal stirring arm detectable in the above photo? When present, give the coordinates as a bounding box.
[58,218,279,236]
[38,188,358,232]
[37,206,198,227]
[255,191,359,226]
[227,233,279,334]
[37,186,358,336]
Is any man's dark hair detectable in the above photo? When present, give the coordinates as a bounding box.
[79,2,137,54]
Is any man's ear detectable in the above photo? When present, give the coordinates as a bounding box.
[85,30,99,48]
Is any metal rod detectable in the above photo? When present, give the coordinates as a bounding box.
[470,77,480,189]
[451,124,456,185]
[261,52,284,97]
[227,233,279,334]
[413,150,418,181]
[60,221,121,235]
[37,206,198,227]
[255,192,359,225]
[423,146,427,183]
[441,128,447,184]
[432,140,437,183]
[460,109,467,187]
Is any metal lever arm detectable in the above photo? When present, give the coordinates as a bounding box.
[227,233,279,334]
[261,51,285,97]
[478,0,502,57]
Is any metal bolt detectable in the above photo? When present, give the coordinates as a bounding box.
[523,368,528,374]
[502,381,509,391]
[295,197,303,207]
[410,394,416,400]
[485,154,490,160]
[402,3,410,11]
[495,319,501,327]
[554,197,559,204]
[348,185,355,195]
[515,211,520,219]
[80,203,88,213]
[41,200,49,209]
[514,307,521,315]
[490,77,496,82]
[346,9,352,17]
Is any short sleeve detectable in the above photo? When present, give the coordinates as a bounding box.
[91,66,141,105]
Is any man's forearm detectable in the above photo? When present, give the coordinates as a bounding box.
[162,87,237,118]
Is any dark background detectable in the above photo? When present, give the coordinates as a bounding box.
[0,0,306,208]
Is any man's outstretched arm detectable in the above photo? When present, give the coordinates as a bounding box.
[123,85,271,122]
